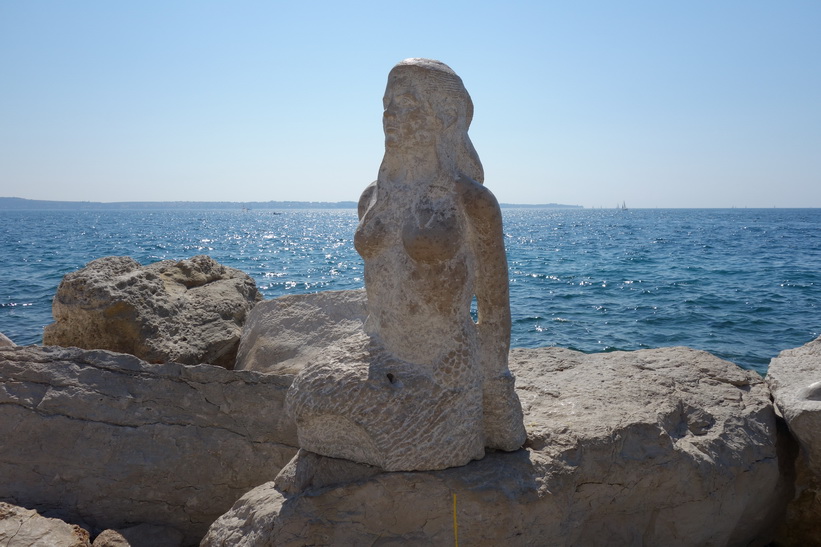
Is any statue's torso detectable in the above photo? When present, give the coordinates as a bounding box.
[355,185,477,365]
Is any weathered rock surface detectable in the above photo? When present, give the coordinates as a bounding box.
[767,334,821,545]
[235,289,367,374]
[43,255,262,368]
[0,345,297,545]
[91,529,130,547]
[272,449,384,495]
[204,346,784,546]
[0,503,182,547]
[0,332,14,347]
[768,335,821,474]
[0,502,91,546]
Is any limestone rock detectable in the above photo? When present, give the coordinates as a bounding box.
[203,346,783,546]
[235,289,367,374]
[775,457,821,547]
[0,332,14,347]
[287,59,526,472]
[766,334,821,545]
[91,529,129,547]
[273,449,383,495]
[767,335,821,474]
[43,255,262,368]
[0,345,298,545]
[0,502,91,547]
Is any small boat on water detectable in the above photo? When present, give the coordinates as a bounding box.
[617,201,628,211]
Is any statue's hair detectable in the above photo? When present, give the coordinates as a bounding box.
[388,58,484,184]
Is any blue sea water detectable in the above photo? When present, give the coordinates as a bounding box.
[1,207,819,375]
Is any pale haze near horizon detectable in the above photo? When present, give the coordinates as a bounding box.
[1,1,819,209]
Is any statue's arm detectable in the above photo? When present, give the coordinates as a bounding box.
[456,177,511,371]
[357,181,377,220]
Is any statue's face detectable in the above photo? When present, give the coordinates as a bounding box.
[383,71,439,149]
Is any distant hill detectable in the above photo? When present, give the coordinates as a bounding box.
[0,197,583,211]
[0,198,357,210]
[499,203,583,209]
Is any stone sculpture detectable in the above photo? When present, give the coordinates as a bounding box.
[285,58,526,471]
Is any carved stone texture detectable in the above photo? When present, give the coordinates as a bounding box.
[204,347,784,546]
[286,59,526,472]
[767,334,821,545]
[43,255,262,368]
[0,345,297,545]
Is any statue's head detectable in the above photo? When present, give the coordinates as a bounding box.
[383,58,483,183]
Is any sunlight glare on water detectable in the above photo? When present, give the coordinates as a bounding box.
[1,207,819,375]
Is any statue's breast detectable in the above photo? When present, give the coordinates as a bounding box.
[355,195,464,264]
[401,202,462,264]
[354,211,388,259]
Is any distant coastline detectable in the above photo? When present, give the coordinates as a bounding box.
[0,197,584,211]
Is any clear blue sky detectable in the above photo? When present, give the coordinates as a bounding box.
[2,1,819,208]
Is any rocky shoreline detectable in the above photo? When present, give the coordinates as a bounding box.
[1,256,819,546]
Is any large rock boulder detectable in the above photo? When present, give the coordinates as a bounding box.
[768,335,821,473]
[43,255,262,368]
[235,289,367,374]
[0,332,13,347]
[0,502,91,546]
[0,345,297,545]
[767,335,821,545]
[203,346,784,546]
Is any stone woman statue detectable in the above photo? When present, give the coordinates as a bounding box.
[286,58,525,471]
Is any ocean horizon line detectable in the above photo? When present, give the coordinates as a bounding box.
[2,197,818,211]
[0,197,582,211]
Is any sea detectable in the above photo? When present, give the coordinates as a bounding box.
[1,207,819,376]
